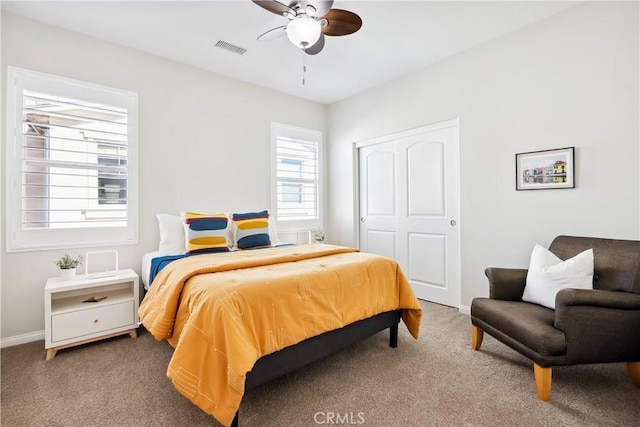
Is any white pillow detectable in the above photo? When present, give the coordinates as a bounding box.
[522,244,594,309]
[156,214,185,254]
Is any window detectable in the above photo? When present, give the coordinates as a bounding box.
[97,144,127,205]
[270,122,322,232]
[6,67,138,251]
[280,159,303,203]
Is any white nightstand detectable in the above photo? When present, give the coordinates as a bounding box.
[44,268,140,360]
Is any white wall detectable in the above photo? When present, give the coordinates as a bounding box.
[0,12,327,343]
[326,2,639,307]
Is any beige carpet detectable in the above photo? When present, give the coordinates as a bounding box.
[2,301,638,426]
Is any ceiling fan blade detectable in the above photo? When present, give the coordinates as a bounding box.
[298,0,334,18]
[257,25,287,41]
[304,34,325,55]
[322,9,362,37]
[252,0,295,17]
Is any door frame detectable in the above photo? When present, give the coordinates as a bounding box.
[353,118,461,306]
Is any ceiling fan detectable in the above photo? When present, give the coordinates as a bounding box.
[252,0,362,55]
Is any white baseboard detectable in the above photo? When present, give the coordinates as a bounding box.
[458,304,470,315]
[1,330,44,348]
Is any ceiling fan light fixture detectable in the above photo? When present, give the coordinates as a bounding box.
[286,16,321,49]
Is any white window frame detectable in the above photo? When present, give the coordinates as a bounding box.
[270,122,322,233]
[5,67,138,252]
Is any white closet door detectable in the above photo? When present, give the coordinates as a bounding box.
[358,120,460,308]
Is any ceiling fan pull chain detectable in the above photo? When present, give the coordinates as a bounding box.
[301,50,307,86]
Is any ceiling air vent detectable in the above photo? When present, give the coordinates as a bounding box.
[215,40,247,56]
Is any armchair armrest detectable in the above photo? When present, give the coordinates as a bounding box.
[555,289,640,330]
[553,289,640,364]
[484,267,528,301]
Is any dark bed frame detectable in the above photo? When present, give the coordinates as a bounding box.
[231,310,402,426]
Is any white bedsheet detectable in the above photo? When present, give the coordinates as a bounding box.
[141,251,164,290]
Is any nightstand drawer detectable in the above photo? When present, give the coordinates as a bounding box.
[51,301,134,343]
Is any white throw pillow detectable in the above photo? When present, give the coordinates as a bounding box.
[156,214,185,254]
[522,244,594,309]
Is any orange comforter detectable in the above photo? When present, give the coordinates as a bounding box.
[139,244,422,426]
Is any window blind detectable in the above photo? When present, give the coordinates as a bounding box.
[21,90,129,229]
[275,136,319,221]
[270,122,322,232]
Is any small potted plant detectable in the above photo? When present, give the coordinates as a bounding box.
[311,230,325,244]
[55,254,83,280]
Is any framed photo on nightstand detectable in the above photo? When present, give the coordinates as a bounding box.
[85,250,118,278]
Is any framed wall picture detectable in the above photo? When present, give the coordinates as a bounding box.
[515,147,575,190]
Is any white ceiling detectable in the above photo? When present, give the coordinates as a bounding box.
[2,0,579,104]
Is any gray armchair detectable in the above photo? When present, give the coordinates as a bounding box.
[470,235,640,401]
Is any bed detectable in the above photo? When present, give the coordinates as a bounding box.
[139,243,422,426]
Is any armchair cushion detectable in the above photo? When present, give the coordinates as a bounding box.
[471,298,566,358]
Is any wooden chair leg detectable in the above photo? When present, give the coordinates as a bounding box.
[534,363,552,401]
[471,325,484,350]
[627,361,640,387]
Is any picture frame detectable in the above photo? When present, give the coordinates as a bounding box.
[515,147,575,190]
[85,250,119,278]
